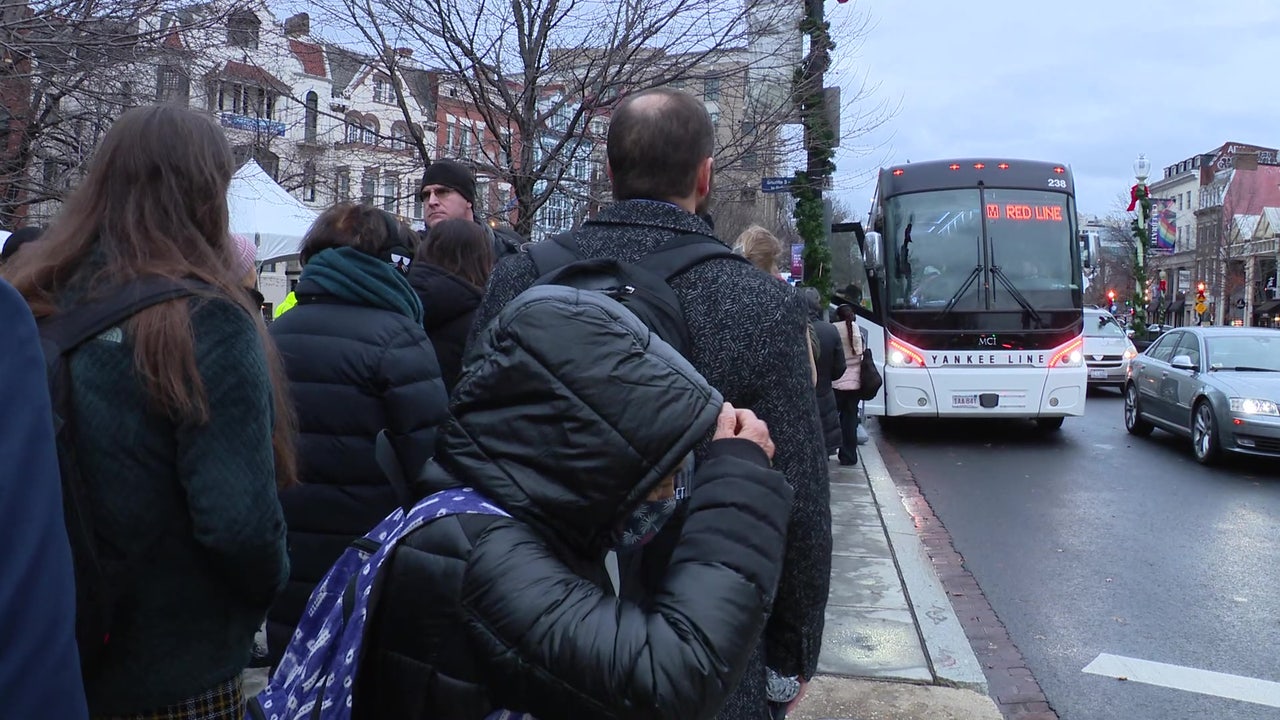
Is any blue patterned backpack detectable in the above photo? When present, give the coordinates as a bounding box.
[245,433,533,720]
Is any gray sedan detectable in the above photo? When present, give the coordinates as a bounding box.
[1123,326,1280,464]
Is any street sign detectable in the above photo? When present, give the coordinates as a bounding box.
[761,176,792,193]
[1195,301,1208,315]
[1236,299,1247,309]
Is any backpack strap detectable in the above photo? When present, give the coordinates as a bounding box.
[527,232,582,279]
[40,277,211,358]
[636,233,745,281]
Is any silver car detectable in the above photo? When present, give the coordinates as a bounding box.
[1124,327,1280,464]
[1084,309,1137,388]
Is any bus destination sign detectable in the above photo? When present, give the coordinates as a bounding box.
[986,204,1064,222]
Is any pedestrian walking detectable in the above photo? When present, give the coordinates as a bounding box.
[833,304,866,465]
[470,87,832,720]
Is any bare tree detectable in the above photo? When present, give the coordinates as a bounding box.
[298,0,832,237]
[0,0,247,229]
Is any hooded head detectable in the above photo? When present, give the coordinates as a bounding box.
[432,285,723,553]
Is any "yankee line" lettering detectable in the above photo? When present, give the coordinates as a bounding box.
[927,353,1048,366]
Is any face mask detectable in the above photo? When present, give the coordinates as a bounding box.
[613,456,694,550]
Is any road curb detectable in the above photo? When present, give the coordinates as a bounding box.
[859,435,989,693]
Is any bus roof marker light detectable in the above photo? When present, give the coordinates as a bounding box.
[1053,166,1066,174]
[997,163,1010,170]
[892,168,905,176]
[973,163,986,170]
[948,163,960,171]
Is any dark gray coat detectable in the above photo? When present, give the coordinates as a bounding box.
[470,200,832,719]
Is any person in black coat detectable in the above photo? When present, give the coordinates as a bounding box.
[266,203,449,665]
[801,287,846,455]
[356,285,794,720]
[408,218,495,393]
[471,88,831,719]
[0,278,88,720]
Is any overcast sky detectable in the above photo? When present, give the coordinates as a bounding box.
[826,0,1280,220]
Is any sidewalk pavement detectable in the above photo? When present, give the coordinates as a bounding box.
[792,432,1003,720]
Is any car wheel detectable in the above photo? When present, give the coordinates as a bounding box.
[1124,383,1154,437]
[1034,416,1065,431]
[1192,400,1220,465]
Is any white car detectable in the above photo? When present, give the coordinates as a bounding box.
[1084,309,1138,388]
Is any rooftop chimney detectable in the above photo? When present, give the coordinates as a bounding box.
[284,12,310,37]
[396,48,413,58]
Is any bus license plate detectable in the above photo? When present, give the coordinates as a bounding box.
[952,394,980,408]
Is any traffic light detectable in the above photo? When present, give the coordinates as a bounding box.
[1106,289,1116,301]
[1196,282,1207,302]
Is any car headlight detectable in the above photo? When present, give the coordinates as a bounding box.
[1122,345,1137,360]
[1230,397,1280,416]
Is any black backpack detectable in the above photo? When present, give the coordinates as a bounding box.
[36,277,210,680]
[527,232,747,357]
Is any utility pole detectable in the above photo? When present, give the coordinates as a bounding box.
[791,0,836,302]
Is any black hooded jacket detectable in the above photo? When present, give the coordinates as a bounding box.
[407,261,482,393]
[356,286,795,720]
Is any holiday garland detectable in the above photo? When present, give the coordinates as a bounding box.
[1128,183,1152,337]
[791,8,836,303]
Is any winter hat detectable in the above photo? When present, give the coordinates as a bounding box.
[232,234,258,279]
[419,160,476,206]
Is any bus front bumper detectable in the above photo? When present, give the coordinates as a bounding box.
[883,366,1087,418]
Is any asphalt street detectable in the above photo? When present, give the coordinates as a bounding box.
[880,388,1280,720]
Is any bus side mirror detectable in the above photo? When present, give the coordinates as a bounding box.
[863,231,883,271]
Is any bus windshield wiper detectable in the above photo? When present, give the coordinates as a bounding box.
[990,265,1046,328]
[934,265,983,318]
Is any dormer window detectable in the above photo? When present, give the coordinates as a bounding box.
[373,78,391,103]
[227,12,260,49]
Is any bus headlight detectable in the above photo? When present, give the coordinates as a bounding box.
[1049,336,1085,368]
[887,338,926,367]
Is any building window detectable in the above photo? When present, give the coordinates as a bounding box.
[156,66,189,104]
[445,121,458,156]
[217,82,276,120]
[227,11,260,49]
[704,77,721,102]
[413,191,423,220]
[383,174,399,213]
[373,78,391,103]
[362,115,378,146]
[336,167,350,201]
[361,169,378,205]
[302,161,317,202]
[475,179,489,216]
[344,113,362,144]
[390,122,409,151]
[708,109,720,126]
[304,91,319,143]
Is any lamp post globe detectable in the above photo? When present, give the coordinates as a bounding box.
[1133,154,1151,183]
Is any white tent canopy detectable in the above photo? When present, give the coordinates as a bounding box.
[227,160,319,264]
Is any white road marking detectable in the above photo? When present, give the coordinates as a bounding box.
[1083,653,1280,708]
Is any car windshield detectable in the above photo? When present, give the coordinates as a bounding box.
[1086,314,1127,338]
[1206,334,1280,371]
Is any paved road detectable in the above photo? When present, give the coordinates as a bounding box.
[881,388,1280,720]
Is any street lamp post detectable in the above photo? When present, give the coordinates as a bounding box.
[1130,153,1152,335]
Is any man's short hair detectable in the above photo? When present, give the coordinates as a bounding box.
[607,88,714,202]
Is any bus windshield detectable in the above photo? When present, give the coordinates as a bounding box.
[884,189,984,311]
[985,188,1076,311]
[883,188,1077,311]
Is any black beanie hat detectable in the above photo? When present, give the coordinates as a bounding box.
[420,160,476,206]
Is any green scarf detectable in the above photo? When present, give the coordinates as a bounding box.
[302,247,423,323]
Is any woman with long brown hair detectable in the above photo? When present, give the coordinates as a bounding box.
[831,304,866,466]
[2,105,294,718]
[407,217,495,392]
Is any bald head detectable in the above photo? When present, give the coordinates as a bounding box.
[607,88,715,203]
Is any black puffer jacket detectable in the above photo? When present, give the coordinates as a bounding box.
[266,251,449,665]
[407,261,482,394]
[357,286,794,720]
[812,319,845,453]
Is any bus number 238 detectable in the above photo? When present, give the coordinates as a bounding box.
[1046,178,1068,189]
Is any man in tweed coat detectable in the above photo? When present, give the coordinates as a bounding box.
[469,88,832,719]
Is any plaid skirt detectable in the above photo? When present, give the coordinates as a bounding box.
[94,677,243,720]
